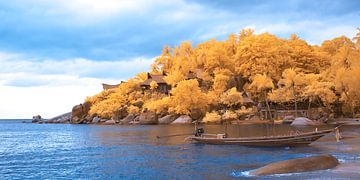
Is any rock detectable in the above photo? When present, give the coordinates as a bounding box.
[158,114,179,124]
[45,119,54,123]
[112,107,128,122]
[121,114,136,124]
[99,118,108,122]
[283,115,295,124]
[92,117,101,123]
[32,115,42,123]
[84,115,94,124]
[248,115,260,121]
[132,100,144,108]
[250,155,339,176]
[57,118,70,123]
[133,116,140,122]
[291,117,323,126]
[139,111,158,125]
[171,115,193,124]
[71,102,92,124]
[48,112,71,123]
[103,119,116,125]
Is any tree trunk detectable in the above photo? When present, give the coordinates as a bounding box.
[307,98,312,118]
[264,92,273,123]
[351,102,355,118]
[293,87,298,118]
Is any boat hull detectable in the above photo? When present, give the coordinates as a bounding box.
[188,129,333,147]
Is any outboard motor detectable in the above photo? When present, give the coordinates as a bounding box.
[195,127,204,137]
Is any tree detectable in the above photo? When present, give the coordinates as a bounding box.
[144,97,171,114]
[335,67,360,116]
[202,111,222,123]
[234,33,292,81]
[220,87,243,108]
[151,46,173,74]
[247,74,274,121]
[150,81,158,90]
[84,28,360,121]
[321,36,355,58]
[168,79,208,115]
[269,69,307,117]
[163,70,187,87]
[302,73,336,110]
[213,71,231,95]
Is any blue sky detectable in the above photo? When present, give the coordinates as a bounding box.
[0,0,359,118]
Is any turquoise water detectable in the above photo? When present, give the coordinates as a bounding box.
[0,120,359,179]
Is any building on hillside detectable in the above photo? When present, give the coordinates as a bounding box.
[140,73,171,94]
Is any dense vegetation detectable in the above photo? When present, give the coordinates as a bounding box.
[86,29,360,123]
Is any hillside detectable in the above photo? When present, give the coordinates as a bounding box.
[74,29,360,124]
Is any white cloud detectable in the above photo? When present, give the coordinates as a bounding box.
[197,20,358,45]
[0,85,101,119]
[36,0,204,23]
[0,52,153,84]
[0,51,154,118]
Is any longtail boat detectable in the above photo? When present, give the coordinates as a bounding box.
[186,127,339,147]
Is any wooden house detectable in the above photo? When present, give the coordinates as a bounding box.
[140,73,171,94]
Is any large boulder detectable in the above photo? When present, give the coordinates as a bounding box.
[139,111,158,125]
[291,117,324,126]
[71,102,91,124]
[103,119,116,125]
[158,114,179,124]
[92,116,101,124]
[250,155,339,176]
[121,114,136,124]
[171,115,193,124]
[111,107,128,122]
[282,115,295,124]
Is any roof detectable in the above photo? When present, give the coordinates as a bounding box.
[102,81,125,90]
[188,69,204,79]
[141,73,167,86]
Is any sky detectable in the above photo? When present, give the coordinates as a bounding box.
[0,0,359,119]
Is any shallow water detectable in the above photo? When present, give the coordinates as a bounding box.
[0,120,359,179]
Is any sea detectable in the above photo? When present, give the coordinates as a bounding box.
[0,119,359,179]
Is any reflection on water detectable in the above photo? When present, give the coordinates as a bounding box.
[0,120,359,179]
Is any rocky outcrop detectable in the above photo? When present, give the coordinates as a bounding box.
[291,117,324,126]
[139,111,158,125]
[71,102,91,124]
[158,114,179,124]
[32,115,43,123]
[111,107,128,123]
[103,119,116,125]
[121,114,136,124]
[48,112,71,123]
[250,155,339,176]
[92,117,101,124]
[171,115,193,124]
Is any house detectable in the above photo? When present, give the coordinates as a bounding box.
[140,73,171,94]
